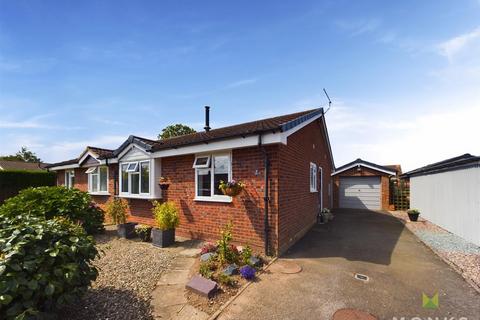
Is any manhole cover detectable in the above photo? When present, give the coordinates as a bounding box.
[269,260,302,274]
[354,273,369,282]
[332,308,378,320]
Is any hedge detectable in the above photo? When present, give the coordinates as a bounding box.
[0,170,56,204]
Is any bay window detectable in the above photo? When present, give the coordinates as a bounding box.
[194,153,231,201]
[87,166,108,193]
[120,160,150,196]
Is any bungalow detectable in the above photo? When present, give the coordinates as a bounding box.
[47,107,335,255]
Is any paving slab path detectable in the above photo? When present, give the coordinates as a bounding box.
[151,242,209,320]
[218,210,480,320]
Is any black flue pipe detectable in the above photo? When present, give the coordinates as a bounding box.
[204,106,211,132]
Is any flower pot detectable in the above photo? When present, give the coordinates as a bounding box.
[151,228,175,247]
[117,222,137,238]
[160,184,170,190]
[408,213,419,222]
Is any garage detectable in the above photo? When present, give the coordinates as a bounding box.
[339,176,381,210]
[332,158,398,211]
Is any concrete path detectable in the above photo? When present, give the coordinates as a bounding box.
[218,210,480,320]
[151,242,208,320]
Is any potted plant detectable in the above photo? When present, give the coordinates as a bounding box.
[219,180,245,197]
[151,201,179,247]
[158,177,170,190]
[135,224,153,242]
[407,209,420,222]
[106,198,136,238]
[321,208,334,221]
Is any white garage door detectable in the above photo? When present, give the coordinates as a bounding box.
[339,177,381,210]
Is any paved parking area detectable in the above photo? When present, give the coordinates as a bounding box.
[219,210,480,320]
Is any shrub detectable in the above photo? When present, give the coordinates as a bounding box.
[239,265,256,280]
[152,201,179,230]
[216,222,237,265]
[217,274,235,286]
[0,170,56,204]
[199,261,216,279]
[200,242,217,255]
[135,224,152,242]
[0,213,98,319]
[407,209,420,215]
[0,186,104,234]
[240,245,253,266]
[105,198,128,225]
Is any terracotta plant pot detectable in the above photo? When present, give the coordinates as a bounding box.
[151,228,175,247]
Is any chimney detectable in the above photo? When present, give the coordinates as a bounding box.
[204,106,211,132]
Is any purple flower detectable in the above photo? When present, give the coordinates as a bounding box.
[240,265,256,280]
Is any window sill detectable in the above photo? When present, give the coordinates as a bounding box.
[310,190,318,193]
[118,193,161,200]
[89,192,110,196]
[194,196,232,203]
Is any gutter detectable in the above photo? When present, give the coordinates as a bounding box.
[258,134,270,256]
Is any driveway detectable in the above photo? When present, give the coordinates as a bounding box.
[219,209,480,320]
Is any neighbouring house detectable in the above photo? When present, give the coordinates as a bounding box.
[332,158,398,210]
[402,153,480,246]
[0,160,50,171]
[47,108,335,255]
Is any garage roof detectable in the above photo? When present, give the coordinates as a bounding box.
[332,158,397,176]
[402,153,480,178]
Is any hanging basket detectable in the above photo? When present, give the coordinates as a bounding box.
[160,184,170,190]
[221,186,243,197]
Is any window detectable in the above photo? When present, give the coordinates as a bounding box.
[120,161,150,196]
[65,170,75,189]
[310,162,317,192]
[87,166,108,193]
[194,153,231,201]
[193,155,210,168]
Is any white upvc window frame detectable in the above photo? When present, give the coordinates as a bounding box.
[65,170,75,189]
[310,162,318,193]
[194,152,232,203]
[119,160,151,197]
[87,166,109,195]
[193,155,211,169]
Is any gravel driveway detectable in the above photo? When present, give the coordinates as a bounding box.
[60,226,176,320]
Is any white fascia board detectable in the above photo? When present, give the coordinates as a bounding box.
[283,113,323,139]
[78,150,100,165]
[48,164,80,171]
[331,163,396,176]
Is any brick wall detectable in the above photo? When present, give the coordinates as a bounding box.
[277,119,334,254]
[332,166,390,210]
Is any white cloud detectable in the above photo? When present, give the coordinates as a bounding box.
[327,101,480,172]
[335,18,381,36]
[437,27,480,61]
[226,78,257,88]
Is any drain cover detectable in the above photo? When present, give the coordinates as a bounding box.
[332,308,377,320]
[269,260,302,274]
[354,273,369,282]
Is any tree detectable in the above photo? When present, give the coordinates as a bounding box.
[0,146,42,163]
[158,124,196,140]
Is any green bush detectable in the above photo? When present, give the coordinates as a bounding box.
[0,186,104,234]
[152,201,179,230]
[0,170,56,204]
[0,213,98,319]
[105,198,128,225]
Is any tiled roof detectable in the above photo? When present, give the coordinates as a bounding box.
[86,146,115,159]
[148,109,320,152]
[402,153,480,177]
[48,108,324,168]
[0,160,48,171]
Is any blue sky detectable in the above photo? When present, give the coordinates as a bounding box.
[1,0,479,171]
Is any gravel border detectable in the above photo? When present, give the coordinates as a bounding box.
[60,227,177,320]
[390,211,480,292]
